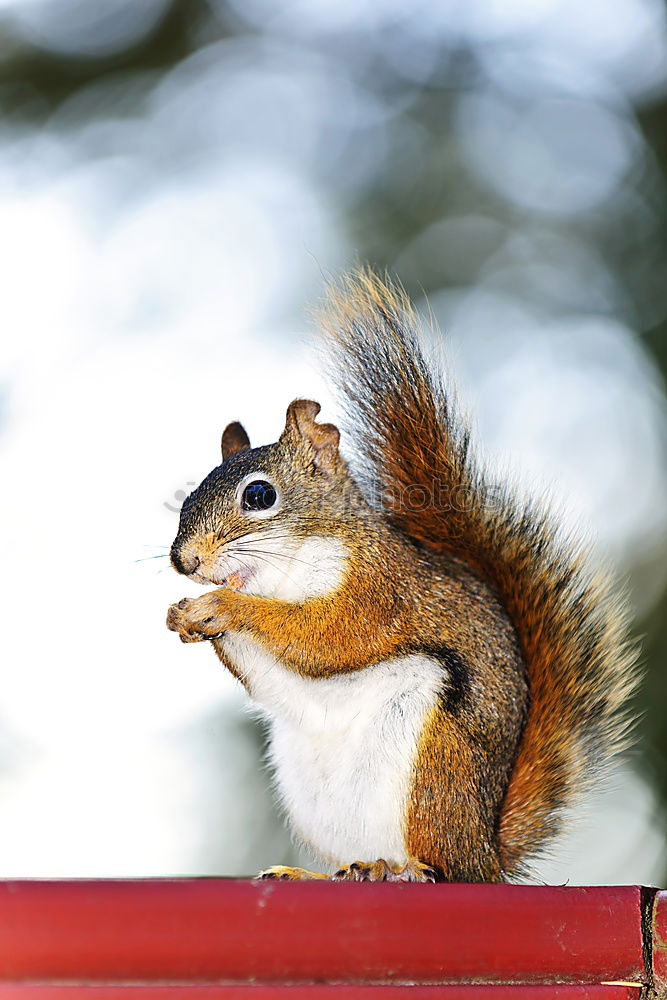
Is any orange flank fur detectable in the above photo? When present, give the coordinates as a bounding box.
[407,704,505,882]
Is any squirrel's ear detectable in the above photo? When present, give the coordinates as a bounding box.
[221,421,251,460]
[281,398,340,474]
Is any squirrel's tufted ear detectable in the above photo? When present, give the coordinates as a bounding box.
[281,398,340,474]
[221,421,251,460]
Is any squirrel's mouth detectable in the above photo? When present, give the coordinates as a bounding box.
[210,565,254,592]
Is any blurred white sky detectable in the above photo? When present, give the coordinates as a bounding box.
[0,0,666,882]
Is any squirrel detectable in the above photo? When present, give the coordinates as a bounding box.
[166,269,638,883]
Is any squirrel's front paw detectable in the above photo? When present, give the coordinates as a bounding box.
[166,592,230,643]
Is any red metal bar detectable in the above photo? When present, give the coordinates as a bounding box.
[0,881,647,986]
[0,988,644,999]
[653,889,667,993]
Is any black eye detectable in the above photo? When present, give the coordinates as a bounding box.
[241,480,278,512]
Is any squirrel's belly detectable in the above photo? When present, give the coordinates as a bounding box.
[221,634,444,866]
[269,713,416,865]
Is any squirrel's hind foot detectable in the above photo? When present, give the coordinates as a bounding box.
[257,866,329,881]
[332,859,438,883]
[257,860,437,882]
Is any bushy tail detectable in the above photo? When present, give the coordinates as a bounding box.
[318,269,639,874]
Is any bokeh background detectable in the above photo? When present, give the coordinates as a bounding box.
[1,0,666,884]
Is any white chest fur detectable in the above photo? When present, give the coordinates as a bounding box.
[217,532,347,603]
[222,632,443,867]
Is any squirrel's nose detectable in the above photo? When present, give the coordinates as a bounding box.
[170,546,200,576]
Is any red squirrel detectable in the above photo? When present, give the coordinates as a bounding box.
[166,269,638,882]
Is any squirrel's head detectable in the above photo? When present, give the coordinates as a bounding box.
[170,399,361,600]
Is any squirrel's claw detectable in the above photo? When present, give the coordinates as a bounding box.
[332,858,438,883]
[257,860,437,882]
[257,866,329,881]
[167,593,230,643]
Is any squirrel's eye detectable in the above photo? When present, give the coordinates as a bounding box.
[241,480,278,512]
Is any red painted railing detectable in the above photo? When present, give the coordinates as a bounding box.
[0,880,663,997]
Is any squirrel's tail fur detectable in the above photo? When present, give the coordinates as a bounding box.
[318,268,639,876]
